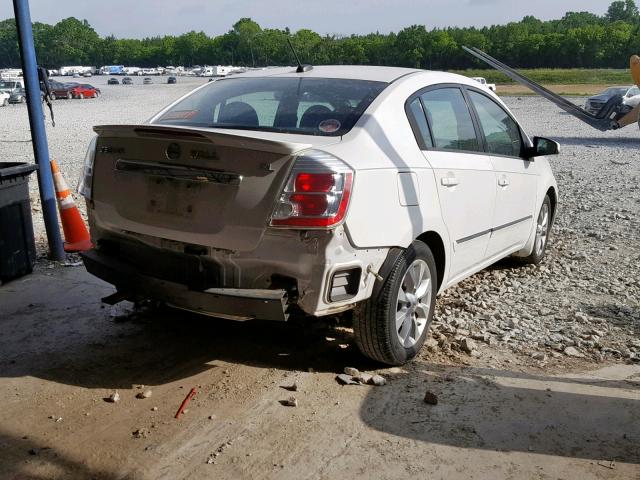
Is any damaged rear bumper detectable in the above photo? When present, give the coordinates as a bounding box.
[81,249,289,321]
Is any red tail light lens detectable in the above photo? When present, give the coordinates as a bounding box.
[295,173,335,192]
[270,151,354,229]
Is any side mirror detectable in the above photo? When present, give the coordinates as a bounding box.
[525,136,559,159]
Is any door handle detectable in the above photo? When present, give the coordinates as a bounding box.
[498,177,509,187]
[441,176,459,187]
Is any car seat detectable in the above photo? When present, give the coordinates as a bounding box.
[218,101,259,126]
[299,105,333,130]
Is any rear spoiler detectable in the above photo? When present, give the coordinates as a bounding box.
[93,124,313,156]
[462,46,618,132]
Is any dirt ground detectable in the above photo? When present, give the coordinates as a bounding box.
[0,266,638,480]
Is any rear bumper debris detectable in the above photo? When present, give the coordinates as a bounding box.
[81,249,289,321]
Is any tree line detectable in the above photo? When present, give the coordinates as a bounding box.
[0,0,639,70]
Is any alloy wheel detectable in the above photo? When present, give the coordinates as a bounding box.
[395,259,432,348]
[535,202,550,257]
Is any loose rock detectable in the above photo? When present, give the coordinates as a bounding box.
[280,397,298,407]
[105,392,120,403]
[424,391,438,405]
[368,375,386,386]
[136,390,152,399]
[344,367,360,376]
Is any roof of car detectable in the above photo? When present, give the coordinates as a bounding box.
[228,65,423,83]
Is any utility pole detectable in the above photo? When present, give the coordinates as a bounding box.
[12,0,65,261]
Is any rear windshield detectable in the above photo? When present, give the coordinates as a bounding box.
[154,77,387,136]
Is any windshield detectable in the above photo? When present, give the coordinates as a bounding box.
[155,77,387,136]
[0,81,17,89]
[603,87,629,96]
[627,86,640,96]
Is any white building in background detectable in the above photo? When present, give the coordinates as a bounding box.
[199,65,244,77]
[0,68,22,79]
[59,66,94,76]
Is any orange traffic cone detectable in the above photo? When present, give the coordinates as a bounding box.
[50,159,93,252]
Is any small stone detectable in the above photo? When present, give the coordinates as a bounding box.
[532,352,547,361]
[460,338,476,354]
[208,415,216,420]
[336,374,359,385]
[280,397,297,407]
[356,373,373,384]
[424,391,438,405]
[136,390,152,399]
[344,367,360,377]
[151,407,158,411]
[368,375,386,386]
[564,346,585,358]
[132,428,149,439]
[105,392,120,403]
[206,457,215,464]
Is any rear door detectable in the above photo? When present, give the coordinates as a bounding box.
[466,89,538,258]
[407,86,496,281]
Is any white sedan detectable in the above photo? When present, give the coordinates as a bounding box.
[79,65,559,365]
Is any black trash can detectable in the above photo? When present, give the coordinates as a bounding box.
[0,162,38,284]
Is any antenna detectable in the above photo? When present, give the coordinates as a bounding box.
[287,38,313,73]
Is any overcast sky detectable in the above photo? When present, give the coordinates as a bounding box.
[1,0,612,38]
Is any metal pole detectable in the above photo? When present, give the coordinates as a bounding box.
[12,0,65,261]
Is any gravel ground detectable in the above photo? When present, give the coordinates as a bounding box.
[0,81,638,367]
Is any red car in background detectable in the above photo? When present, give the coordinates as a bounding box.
[71,84,101,99]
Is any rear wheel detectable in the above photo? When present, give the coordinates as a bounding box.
[79,93,85,99]
[66,92,72,99]
[522,195,552,264]
[353,240,437,365]
[50,93,56,100]
[20,96,26,103]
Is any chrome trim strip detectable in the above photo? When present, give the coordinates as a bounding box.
[457,215,532,244]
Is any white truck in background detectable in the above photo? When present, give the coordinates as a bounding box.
[472,76,497,92]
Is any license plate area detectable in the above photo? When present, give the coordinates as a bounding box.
[147,177,203,218]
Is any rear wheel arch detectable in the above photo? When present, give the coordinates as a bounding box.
[416,231,445,291]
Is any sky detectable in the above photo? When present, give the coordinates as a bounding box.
[1,0,613,38]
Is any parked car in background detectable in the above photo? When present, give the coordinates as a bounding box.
[471,77,497,92]
[79,65,559,365]
[51,82,79,99]
[71,84,100,99]
[143,77,152,84]
[107,78,120,85]
[83,72,93,78]
[8,87,44,104]
[0,91,9,106]
[0,78,25,96]
[122,77,133,85]
[73,72,80,78]
[167,76,177,84]
[584,86,639,115]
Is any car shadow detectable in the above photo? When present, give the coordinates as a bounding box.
[358,362,640,464]
[0,431,120,480]
[0,268,375,389]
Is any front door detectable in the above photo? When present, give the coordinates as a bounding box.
[467,90,538,258]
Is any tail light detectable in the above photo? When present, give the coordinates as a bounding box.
[270,150,353,228]
[77,136,97,199]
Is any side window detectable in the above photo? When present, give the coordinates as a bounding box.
[406,97,433,149]
[420,88,480,152]
[469,91,523,157]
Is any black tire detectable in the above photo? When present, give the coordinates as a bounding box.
[2,99,7,107]
[79,93,85,99]
[522,195,552,265]
[50,93,56,100]
[67,92,72,99]
[20,96,26,103]
[353,240,438,365]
